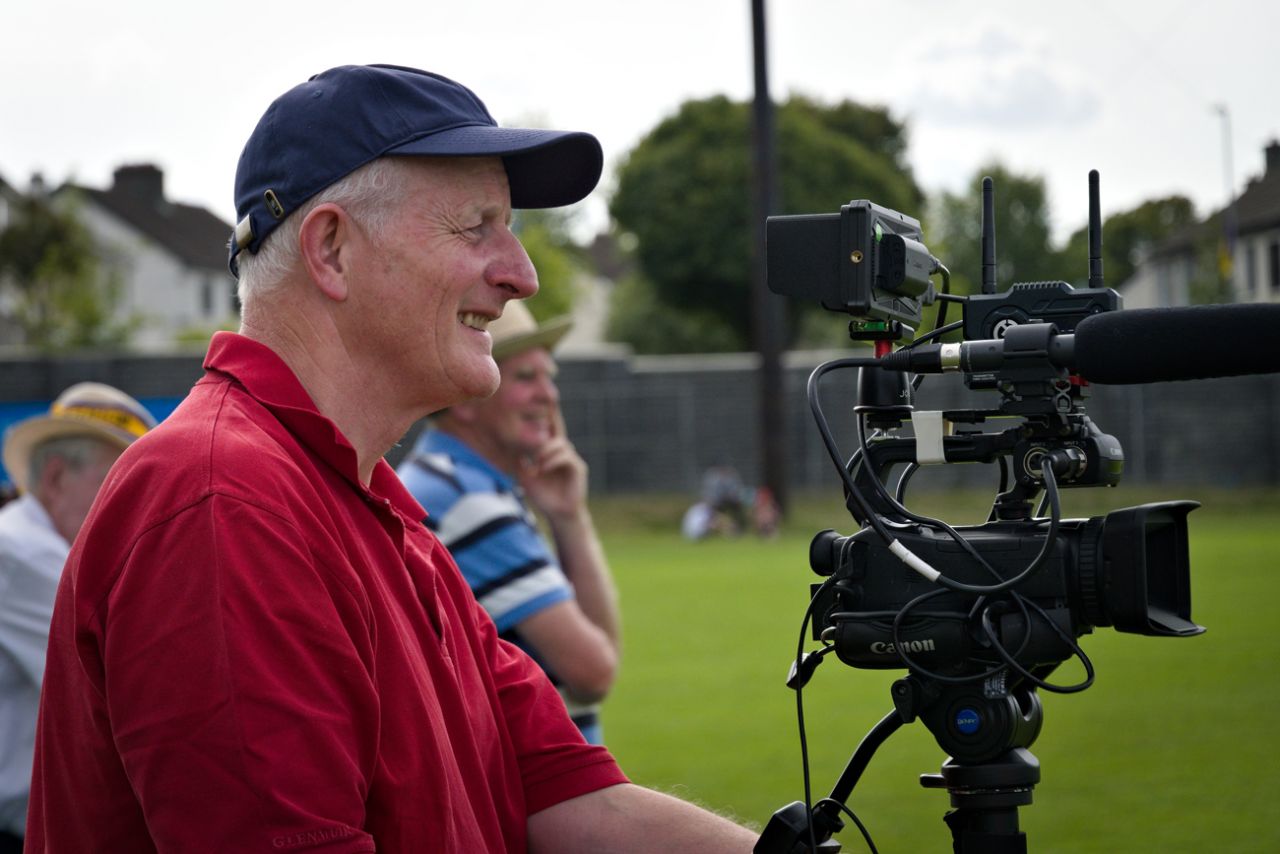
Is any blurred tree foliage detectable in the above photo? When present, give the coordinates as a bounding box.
[928,164,1059,297]
[934,173,1221,309]
[515,207,582,322]
[609,95,923,353]
[607,270,742,354]
[0,194,137,351]
[1056,195,1198,289]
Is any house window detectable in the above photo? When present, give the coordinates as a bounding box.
[1244,242,1257,296]
[201,277,214,316]
[1270,241,1280,294]
[1155,264,1171,306]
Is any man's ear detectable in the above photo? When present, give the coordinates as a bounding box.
[298,203,354,302]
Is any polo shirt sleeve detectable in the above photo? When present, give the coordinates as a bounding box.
[92,494,379,852]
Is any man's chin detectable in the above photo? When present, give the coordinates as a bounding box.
[452,364,501,403]
[524,431,553,452]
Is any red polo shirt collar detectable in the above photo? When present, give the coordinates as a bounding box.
[202,331,426,522]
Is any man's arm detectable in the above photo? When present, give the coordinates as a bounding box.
[528,783,759,853]
[0,545,62,688]
[517,409,621,703]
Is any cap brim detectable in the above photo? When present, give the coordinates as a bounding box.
[492,315,574,362]
[3,417,137,494]
[389,127,603,208]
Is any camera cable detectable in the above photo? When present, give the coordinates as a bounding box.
[810,358,1065,596]
[978,599,1096,694]
[790,575,884,853]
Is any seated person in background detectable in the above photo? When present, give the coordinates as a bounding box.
[397,301,620,744]
[702,465,747,535]
[0,382,154,852]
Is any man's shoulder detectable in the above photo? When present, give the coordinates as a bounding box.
[0,495,29,537]
[107,379,336,529]
[399,439,504,510]
[0,496,66,575]
[401,449,464,487]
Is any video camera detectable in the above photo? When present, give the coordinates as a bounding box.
[753,172,1280,853]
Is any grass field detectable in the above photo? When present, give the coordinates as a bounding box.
[590,487,1280,853]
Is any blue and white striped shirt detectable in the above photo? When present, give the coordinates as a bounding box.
[397,430,601,743]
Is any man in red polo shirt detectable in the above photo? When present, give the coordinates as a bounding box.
[26,64,758,852]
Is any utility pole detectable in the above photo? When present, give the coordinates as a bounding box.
[1213,103,1238,293]
[749,0,788,511]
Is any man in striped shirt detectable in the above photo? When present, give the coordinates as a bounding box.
[397,301,619,743]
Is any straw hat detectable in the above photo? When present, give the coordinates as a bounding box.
[489,300,573,362]
[3,382,156,494]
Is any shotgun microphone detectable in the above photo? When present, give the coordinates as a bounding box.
[881,303,1280,384]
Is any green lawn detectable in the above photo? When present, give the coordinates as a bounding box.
[592,488,1280,853]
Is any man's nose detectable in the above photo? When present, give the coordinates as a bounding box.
[489,229,539,299]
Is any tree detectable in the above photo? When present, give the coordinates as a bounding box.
[609,95,923,352]
[1056,195,1197,289]
[605,272,741,354]
[514,207,583,322]
[928,164,1059,299]
[0,194,137,350]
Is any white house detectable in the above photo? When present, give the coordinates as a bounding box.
[55,164,236,350]
[1120,141,1280,309]
[1229,140,1280,303]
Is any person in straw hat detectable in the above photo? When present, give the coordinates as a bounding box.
[397,299,620,746]
[27,64,757,852]
[0,382,155,851]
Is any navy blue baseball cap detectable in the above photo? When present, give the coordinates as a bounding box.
[229,63,603,274]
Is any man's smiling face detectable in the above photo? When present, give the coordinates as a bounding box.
[345,156,539,413]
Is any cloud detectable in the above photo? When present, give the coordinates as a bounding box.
[903,25,1101,130]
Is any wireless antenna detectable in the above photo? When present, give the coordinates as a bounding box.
[981,177,997,294]
[1087,170,1104,289]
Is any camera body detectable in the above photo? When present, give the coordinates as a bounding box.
[809,500,1201,675]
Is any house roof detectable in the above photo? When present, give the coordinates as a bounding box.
[1143,216,1218,260]
[62,164,231,273]
[1231,149,1280,235]
[1140,141,1279,261]
[0,173,19,203]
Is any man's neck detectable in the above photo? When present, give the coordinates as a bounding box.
[239,318,418,487]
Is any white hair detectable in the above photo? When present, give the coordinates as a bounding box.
[235,156,419,306]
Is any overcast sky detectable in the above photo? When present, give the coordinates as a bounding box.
[3,0,1277,252]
